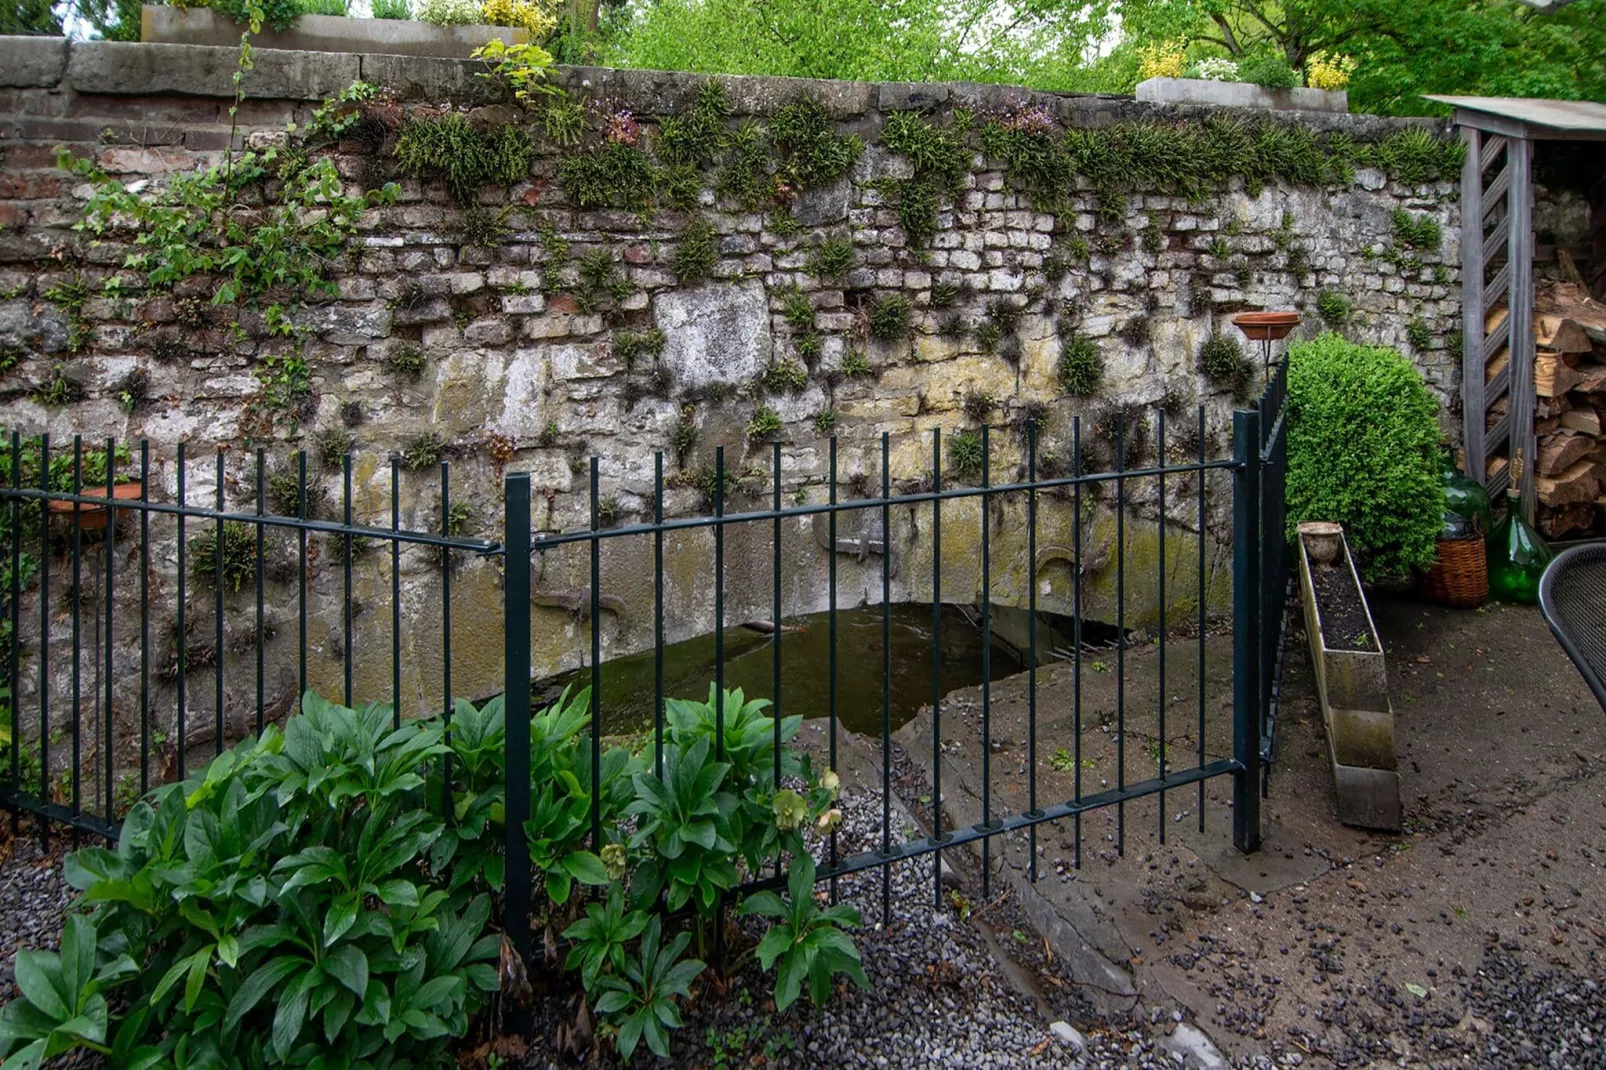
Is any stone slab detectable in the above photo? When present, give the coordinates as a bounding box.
[67,40,360,100]
[1136,76,1348,114]
[141,5,525,59]
[0,35,67,88]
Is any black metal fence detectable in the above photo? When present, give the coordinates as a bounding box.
[1,380,1290,973]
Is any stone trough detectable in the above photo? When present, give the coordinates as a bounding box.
[1296,522,1402,830]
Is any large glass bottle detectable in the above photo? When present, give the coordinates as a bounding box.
[1487,457,1552,605]
[1441,446,1493,538]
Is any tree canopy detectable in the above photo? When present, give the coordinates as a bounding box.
[597,0,1606,115]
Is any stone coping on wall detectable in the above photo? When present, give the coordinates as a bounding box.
[0,34,1441,140]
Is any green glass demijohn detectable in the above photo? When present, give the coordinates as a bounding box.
[1440,445,1492,538]
[1487,453,1553,605]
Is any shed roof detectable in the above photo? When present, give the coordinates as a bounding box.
[1423,96,1606,139]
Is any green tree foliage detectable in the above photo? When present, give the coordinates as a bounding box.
[1285,333,1444,580]
[1104,0,1606,114]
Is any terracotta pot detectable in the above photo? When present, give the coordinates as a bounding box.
[1233,310,1302,342]
[46,482,143,531]
[1298,521,1345,567]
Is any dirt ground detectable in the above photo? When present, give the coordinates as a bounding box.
[875,592,1606,1067]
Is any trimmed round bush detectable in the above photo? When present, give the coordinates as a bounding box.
[1286,333,1444,580]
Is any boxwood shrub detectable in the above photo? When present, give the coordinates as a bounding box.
[1285,332,1443,580]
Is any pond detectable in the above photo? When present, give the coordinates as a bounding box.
[536,603,1116,737]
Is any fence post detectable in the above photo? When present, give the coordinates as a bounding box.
[502,473,533,979]
[1231,409,1263,854]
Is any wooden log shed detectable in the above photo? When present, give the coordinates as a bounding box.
[1427,96,1606,521]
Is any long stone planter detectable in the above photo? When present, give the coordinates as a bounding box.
[141,5,527,58]
[1136,76,1347,114]
[1297,523,1401,830]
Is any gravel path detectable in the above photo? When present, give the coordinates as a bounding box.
[0,834,73,992]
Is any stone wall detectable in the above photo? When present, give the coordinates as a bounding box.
[0,37,1461,757]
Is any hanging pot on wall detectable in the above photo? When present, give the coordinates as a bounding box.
[46,482,144,531]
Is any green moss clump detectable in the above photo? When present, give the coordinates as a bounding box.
[615,328,665,367]
[1057,335,1102,396]
[404,432,446,471]
[540,96,586,147]
[762,358,809,394]
[537,222,570,293]
[962,389,996,424]
[1286,333,1443,580]
[947,429,985,482]
[746,404,784,442]
[1391,209,1442,251]
[806,235,854,280]
[841,348,873,378]
[866,293,910,342]
[768,96,863,189]
[1198,332,1252,386]
[813,409,838,435]
[559,141,657,213]
[316,428,355,470]
[461,205,513,248]
[881,111,970,247]
[670,405,698,465]
[393,113,535,205]
[187,522,262,594]
[673,215,719,283]
[974,322,1001,354]
[781,286,815,330]
[655,79,729,168]
[1406,317,1433,350]
[575,249,633,313]
[388,343,428,381]
[1316,291,1352,326]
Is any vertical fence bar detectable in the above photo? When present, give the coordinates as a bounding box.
[37,435,49,838]
[104,439,116,822]
[343,453,353,709]
[70,438,81,827]
[503,471,533,978]
[441,462,453,811]
[714,446,725,757]
[254,449,264,736]
[297,450,307,707]
[1114,417,1125,857]
[1027,422,1038,882]
[1071,419,1081,869]
[828,437,839,902]
[1157,411,1167,843]
[8,432,20,825]
[176,442,186,780]
[930,427,942,906]
[1198,407,1208,832]
[980,425,991,899]
[771,441,782,840]
[879,432,892,926]
[391,458,401,728]
[139,441,148,796]
[589,457,601,852]
[654,452,664,780]
[214,449,224,757]
[1231,409,1263,854]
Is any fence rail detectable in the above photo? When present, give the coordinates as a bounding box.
[2,377,1291,983]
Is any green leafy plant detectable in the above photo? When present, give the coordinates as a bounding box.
[404,432,446,471]
[394,112,535,205]
[841,348,873,378]
[948,429,985,481]
[559,141,657,214]
[865,293,910,342]
[1316,290,1352,326]
[656,79,730,168]
[0,914,134,1070]
[1057,335,1102,396]
[1390,208,1442,251]
[187,521,262,594]
[615,328,666,367]
[370,0,409,18]
[462,205,513,248]
[574,248,633,313]
[563,883,648,990]
[1199,332,1252,386]
[670,405,699,466]
[806,235,853,280]
[746,404,784,442]
[674,216,719,283]
[1406,317,1433,350]
[33,363,82,407]
[592,916,706,1060]
[1238,51,1300,88]
[256,353,311,412]
[388,343,428,381]
[813,409,838,435]
[471,39,559,107]
[740,855,868,1011]
[1285,333,1443,579]
[962,389,997,424]
[763,359,808,394]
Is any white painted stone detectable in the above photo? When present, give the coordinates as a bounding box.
[655,281,772,392]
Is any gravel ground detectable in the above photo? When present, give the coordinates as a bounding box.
[0,834,72,992]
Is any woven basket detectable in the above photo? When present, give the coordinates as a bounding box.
[1419,534,1488,608]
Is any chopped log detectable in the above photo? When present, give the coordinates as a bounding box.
[1536,352,1585,396]
[1536,459,1601,507]
[1538,431,1595,475]
[1539,503,1595,539]
[1485,305,1509,336]
[1487,395,1510,433]
[1560,408,1604,436]
[1537,394,1573,419]
[1572,364,1606,394]
[1536,315,1592,353]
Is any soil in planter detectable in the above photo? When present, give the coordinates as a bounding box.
[1310,565,1377,652]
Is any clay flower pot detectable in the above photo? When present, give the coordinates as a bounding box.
[1233,310,1302,342]
[46,482,143,531]
[1297,521,1345,567]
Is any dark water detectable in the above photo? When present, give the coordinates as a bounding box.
[537,604,1045,738]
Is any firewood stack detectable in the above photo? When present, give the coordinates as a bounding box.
[1489,282,1606,538]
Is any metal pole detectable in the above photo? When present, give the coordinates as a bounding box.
[503,472,533,991]
[1231,409,1262,854]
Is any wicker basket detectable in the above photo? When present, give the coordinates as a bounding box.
[1419,534,1488,608]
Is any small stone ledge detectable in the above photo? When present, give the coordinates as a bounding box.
[67,40,360,99]
[0,35,68,88]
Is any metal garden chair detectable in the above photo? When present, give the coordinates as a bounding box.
[1538,543,1606,711]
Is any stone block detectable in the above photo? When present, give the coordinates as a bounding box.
[69,40,361,100]
[655,281,771,392]
[0,36,67,88]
